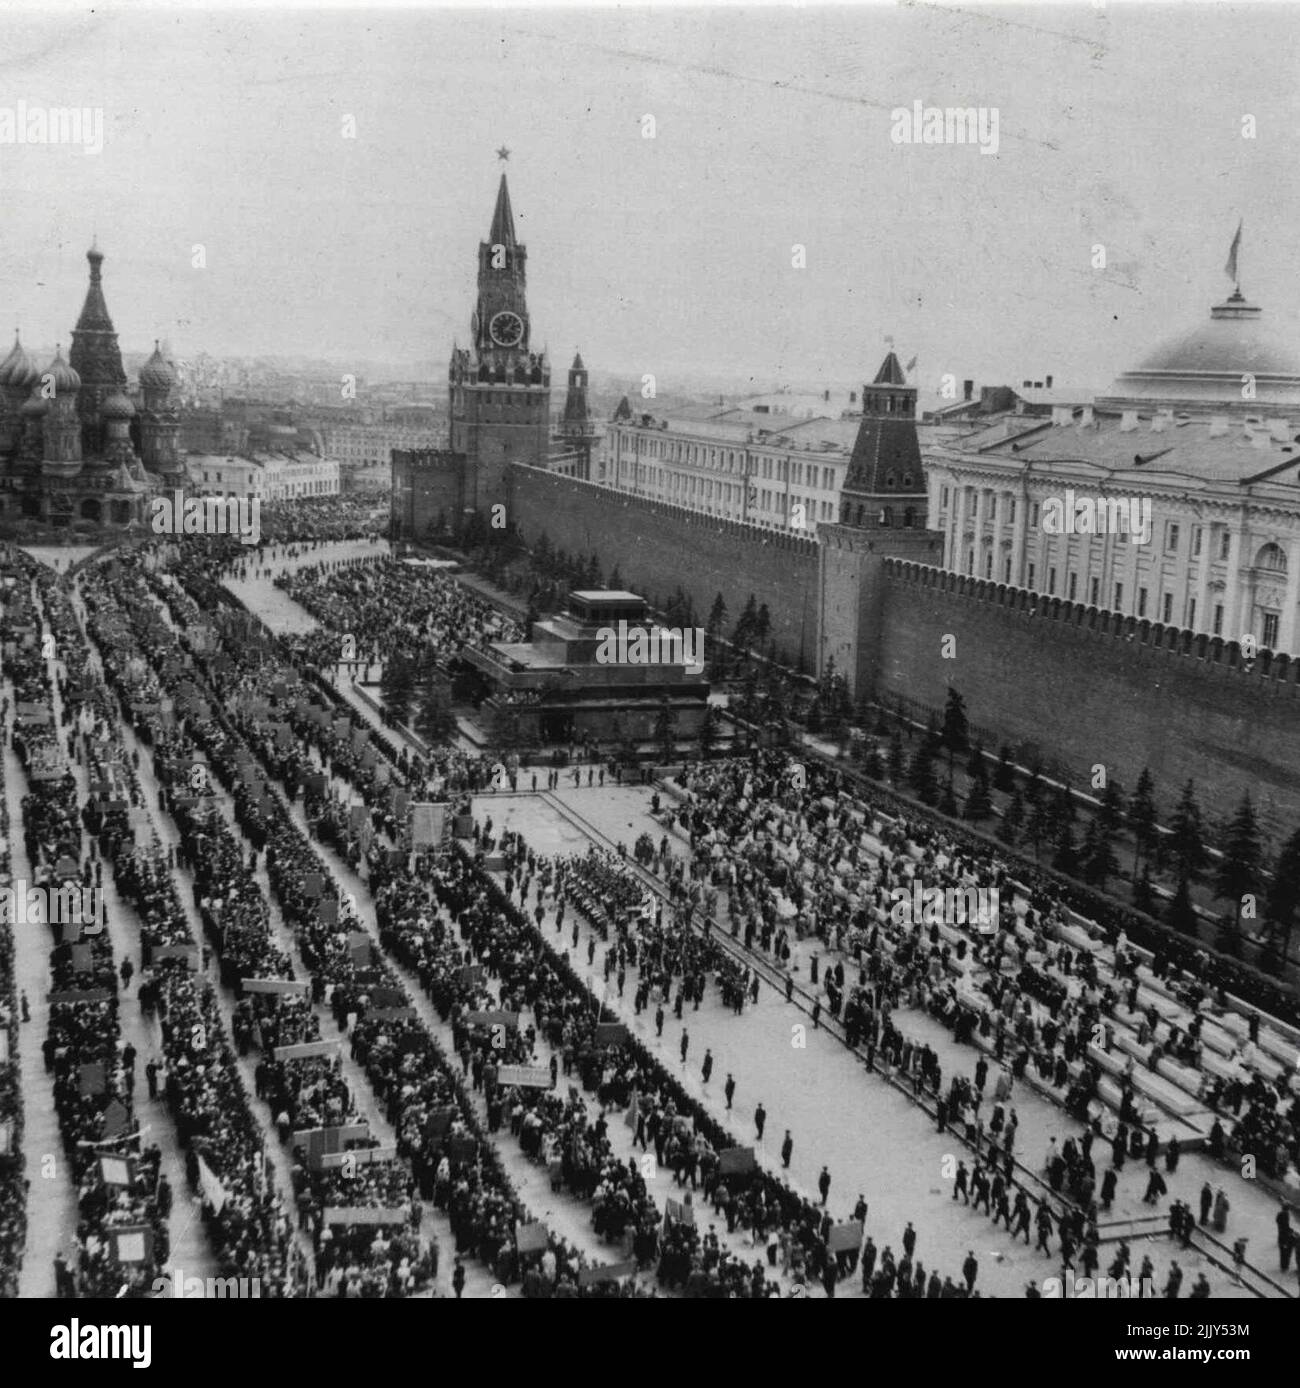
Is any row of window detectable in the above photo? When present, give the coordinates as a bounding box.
[966,550,1278,644]
[617,431,838,490]
[942,487,1260,562]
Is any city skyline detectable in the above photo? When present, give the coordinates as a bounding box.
[1,6,1297,396]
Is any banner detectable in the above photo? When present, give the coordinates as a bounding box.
[318,1147,398,1170]
[318,899,339,927]
[455,965,484,988]
[241,978,309,995]
[102,1099,131,1137]
[151,945,200,970]
[578,1261,636,1286]
[594,1022,628,1048]
[49,988,112,1004]
[196,1154,227,1215]
[495,1064,551,1089]
[368,986,405,1008]
[464,1010,519,1030]
[323,1207,409,1227]
[302,873,324,900]
[273,1041,339,1062]
[368,1006,417,1022]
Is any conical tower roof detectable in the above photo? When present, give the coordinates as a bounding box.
[488,173,517,249]
[69,242,127,390]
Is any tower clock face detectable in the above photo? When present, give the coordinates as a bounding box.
[489,310,524,347]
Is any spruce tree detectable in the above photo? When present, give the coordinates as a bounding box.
[888,732,907,785]
[964,770,994,822]
[999,789,1025,846]
[1168,779,1209,883]
[993,744,1017,794]
[1263,826,1300,974]
[938,775,959,818]
[1167,875,1199,937]
[910,745,939,806]
[1214,793,1263,942]
[1127,767,1159,875]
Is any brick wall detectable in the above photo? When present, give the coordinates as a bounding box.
[508,465,820,666]
[876,561,1300,840]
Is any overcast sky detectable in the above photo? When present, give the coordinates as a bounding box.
[1,3,1297,395]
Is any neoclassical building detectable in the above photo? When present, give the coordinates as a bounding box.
[0,243,185,532]
[925,286,1300,655]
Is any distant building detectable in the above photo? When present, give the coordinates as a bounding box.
[597,352,928,537]
[925,284,1300,654]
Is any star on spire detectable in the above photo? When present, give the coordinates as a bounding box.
[496,145,511,162]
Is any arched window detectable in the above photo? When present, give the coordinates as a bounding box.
[1256,542,1287,573]
[903,507,915,527]
[884,470,897,489]
[880,507,893,527]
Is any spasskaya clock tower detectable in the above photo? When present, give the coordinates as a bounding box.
[448,160,552,518]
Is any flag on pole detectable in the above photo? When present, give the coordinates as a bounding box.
[1225,218,1243,288]
[905,355,918,374]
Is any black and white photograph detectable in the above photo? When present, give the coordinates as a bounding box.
[0,0,1294,1360]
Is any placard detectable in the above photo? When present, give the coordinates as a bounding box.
[515,1223,549,1254]
[410,803,446,847]
[110,1226,153,1265]
[718,1147,757,1176]
[455,965,484,988]
[828,1219,864,1253]
[79,1061,108,1096]
[99,1154,134,1187]
[594,1022,628,1048]
[447,1134,477,1163]
[102,1099,130,1137]
[303,873,324,900]
[318,898,339,927]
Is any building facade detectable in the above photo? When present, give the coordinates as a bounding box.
[925,288,1300,656]
[597,353,928,538]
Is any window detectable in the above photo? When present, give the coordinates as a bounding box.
[1068,573,1078,601]
[1004,556,1012,582]
[1188,598,1196,629]
[989,497,997,522]
[1162,593,1172,623]
[1192,526,1202,556]
[903,473,914,489]
[1027,562,1036,589]
[1009,499,1016,524]
[1165,522,1179,553]
[1220,531,1232,560]
[985,551,993,578]
[1263,612,1279,649]
[885,470,897,489]
[1114,582,1123,610]
[1090,577,1100,606]
[941,485,950,508]
[1138,588,1148,617]
[1030,502,1040,527]
[881,507,893,527]
[1213,603,1223,635]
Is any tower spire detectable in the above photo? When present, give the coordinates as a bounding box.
[489,173,517,250]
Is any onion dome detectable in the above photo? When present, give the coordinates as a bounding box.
[0,333,41,391]
[21,388,48,418]
[42,346,80,394]
[101,390,135,419]
[139,341,176,392]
